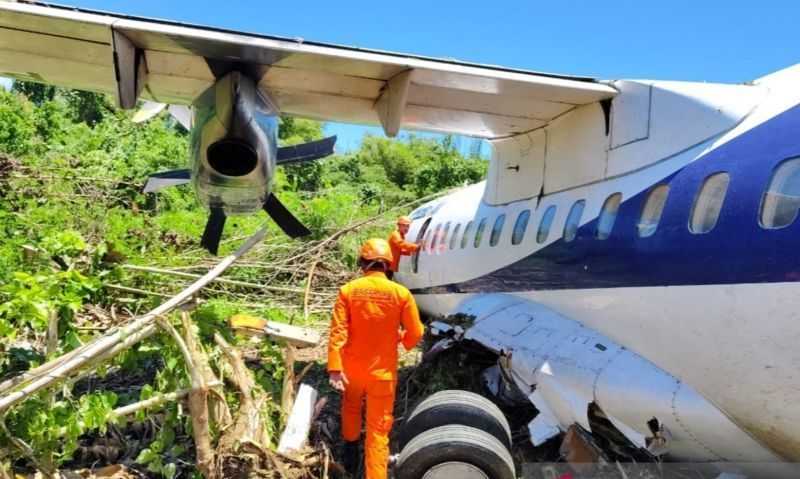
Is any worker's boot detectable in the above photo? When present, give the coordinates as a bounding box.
[342,440,360,477]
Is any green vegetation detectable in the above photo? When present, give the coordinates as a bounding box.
[0,82,487,476]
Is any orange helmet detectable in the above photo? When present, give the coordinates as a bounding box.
[397,215,412,226]
[360,238,393,263]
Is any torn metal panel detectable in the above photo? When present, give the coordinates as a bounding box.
[534,364,593,432]
[528,390,562,445]
[422,338,455,362]
[482,364,528,406]
[560,424,607,474]
[450,294,785,466]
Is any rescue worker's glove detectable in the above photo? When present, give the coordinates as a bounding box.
[329,371,349,392]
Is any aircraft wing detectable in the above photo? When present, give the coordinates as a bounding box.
[0,1,617,139]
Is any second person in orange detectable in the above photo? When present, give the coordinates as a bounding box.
[388,215,420,275]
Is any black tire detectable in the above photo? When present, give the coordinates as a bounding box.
[395,425,516,479]
[397,389,512,450]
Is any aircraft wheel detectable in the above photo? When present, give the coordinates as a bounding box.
[397,389,512,450]
[395,425,515,479]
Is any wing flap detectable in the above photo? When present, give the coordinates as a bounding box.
[0,1,618,139]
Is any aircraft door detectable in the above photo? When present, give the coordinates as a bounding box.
[412,217,432,275]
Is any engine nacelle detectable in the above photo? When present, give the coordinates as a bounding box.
[191,71,278,215]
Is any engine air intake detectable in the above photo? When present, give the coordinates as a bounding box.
[207,139,258,177]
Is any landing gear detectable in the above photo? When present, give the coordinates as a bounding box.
[396,389,512,450]
[395,425,515,479]
[394,390,515,479]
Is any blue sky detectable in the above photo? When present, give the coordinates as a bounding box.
[19,1,800,151]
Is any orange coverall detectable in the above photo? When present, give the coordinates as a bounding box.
[327,271,424,479]
[388,230,420,272]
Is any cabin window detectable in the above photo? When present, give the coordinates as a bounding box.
[413,218,432,273]
[439,222,451,252]
[597,193,622,240]
[474,217,488,248]
[690,173,729,234]
[563,200,586,242]
[428,223,441,252]
[512,210,531,245]
[461,221,474,249]
[761,158,800,229]
[536,206,557,243]
[449,224,461,250]
[490,215,506,246]
[638,185,670,238]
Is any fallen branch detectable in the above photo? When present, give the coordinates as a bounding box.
[303,261,319,321]
[214,333,272,477]
[104,283,173,298]
[282,189,449,265]
[171,311,217,479]
[122,264,318,295]
[0,226,268,414]
[110,383,218,418]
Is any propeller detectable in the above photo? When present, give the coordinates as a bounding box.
[142,169,191,193]
[131,100,166,123]
[263,193,311,238]
[200,204,227,256]
[142,128,334,254]
[132,100,193,130]
[277,136,337,165]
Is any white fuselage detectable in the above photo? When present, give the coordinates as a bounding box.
[396,65,800,464]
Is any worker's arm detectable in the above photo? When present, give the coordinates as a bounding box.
[400,292,424,351]
[390,231,420,255]
[327,286,349,373]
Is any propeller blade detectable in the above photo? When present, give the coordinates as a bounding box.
[132,100,167,123]
[263,194,311,238]
[276,136,337,165]
[133,101,193,130]
[167,105,193,130]
[200,206,227,255]
[142,169,191,193]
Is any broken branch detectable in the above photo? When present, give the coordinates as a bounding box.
[0,226,268,414]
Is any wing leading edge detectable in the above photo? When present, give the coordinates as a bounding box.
[0,1,617,139]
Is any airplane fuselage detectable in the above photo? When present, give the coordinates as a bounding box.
[397,66,800,464]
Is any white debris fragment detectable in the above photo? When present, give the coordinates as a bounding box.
[277,384,318,455]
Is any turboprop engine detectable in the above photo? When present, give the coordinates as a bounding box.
[192,71,278,215]
[141,71,336,254]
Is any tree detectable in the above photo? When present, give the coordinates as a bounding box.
[12,81,56,105]
[13,81,113,127]
[0,90,36,156]
[61,90,113,127]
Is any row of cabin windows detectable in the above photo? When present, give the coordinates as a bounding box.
[416,157,800,262]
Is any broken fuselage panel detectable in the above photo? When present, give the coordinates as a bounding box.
[447,295,783,466]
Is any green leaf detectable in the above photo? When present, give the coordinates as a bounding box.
[162,462,177,479]
[136,447,157,464]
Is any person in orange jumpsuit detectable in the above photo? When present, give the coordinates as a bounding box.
[327,238,425,479]
[388,216,420,274]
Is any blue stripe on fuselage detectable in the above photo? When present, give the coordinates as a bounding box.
[414,102,800,294]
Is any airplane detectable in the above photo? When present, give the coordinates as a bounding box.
[1,1,798,478]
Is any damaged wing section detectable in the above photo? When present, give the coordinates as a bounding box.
[437,295,783,466]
